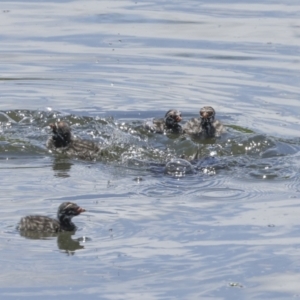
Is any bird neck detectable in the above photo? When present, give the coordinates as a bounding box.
[58,215,75,230]
[201,119,215,137]
[165,117,181,131]
[52,132,72,148]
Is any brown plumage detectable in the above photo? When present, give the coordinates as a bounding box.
[18,202,85,233]
[46,121,102,160]
[144,109,183,134]
[183,106,223,138]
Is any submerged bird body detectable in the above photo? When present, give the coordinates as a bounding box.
[18,202,85,233]
[144,109,183,134]
[183,106,223,138]
[47,121,101,160]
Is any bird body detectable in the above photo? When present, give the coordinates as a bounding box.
[19,215,61,232]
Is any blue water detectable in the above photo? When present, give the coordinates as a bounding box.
[1,0,300,299]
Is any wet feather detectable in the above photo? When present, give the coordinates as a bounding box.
[144,109,183,134]
[183,106,223,138]
[46,121,102,160]
[18,202,85,233]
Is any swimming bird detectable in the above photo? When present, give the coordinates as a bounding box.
[47,121,102,160]
[183,106,223,138]
[18,202,85,233]
[144,109,183,134]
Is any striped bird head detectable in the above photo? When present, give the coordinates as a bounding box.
[57,202,86,222]
[49,121,72,147]
[164,109,182,129]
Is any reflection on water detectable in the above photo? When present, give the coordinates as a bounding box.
[1,0,300,298]
[52,157,73,178]
[19,230,85,254]
[57,233,85,254]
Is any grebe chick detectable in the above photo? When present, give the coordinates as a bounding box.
[47,121,102,160]
[18,202,85,233]
[183,106,223,138]
[144,109,183,134]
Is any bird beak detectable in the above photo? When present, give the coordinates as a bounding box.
[76,207,86,214]
[201,112,209,119]
[175,115,182,122]
[49,123,57,132]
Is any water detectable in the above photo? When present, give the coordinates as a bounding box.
[1,0,300,299]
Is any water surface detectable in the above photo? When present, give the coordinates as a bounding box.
[1,0,300,299]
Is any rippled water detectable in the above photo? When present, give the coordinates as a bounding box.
[1,0,300,299]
